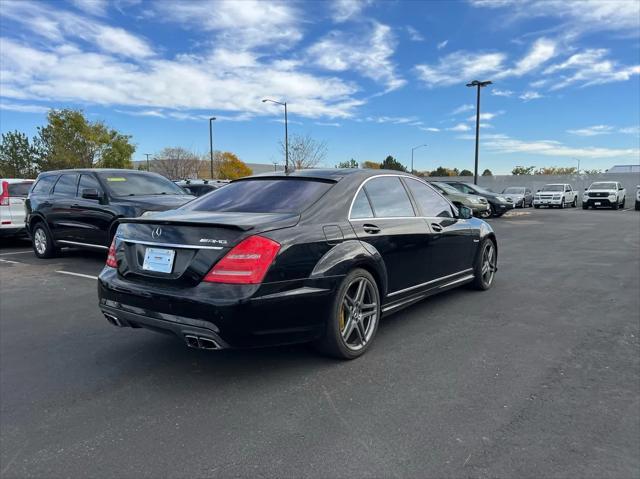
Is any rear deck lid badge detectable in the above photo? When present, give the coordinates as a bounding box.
[151,227,162,239]
[199,238,229,245]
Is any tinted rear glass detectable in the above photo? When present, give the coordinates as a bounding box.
[31,176,57,195]
[8,182,33,197]
[183,179,333,214]
[97,172,185,196]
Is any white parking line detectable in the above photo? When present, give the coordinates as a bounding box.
[0,250,33,256]
[56,270,98,280]
[0,258,21,264]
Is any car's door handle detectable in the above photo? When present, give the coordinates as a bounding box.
[431,223,443,232]
[362,224,380,234]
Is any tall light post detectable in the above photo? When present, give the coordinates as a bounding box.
[208,116,216,179]
[262,98,288,173]
[573,157,580,174]
[466,80,492,185]
[411,144,427,174]
[145,153,151,172]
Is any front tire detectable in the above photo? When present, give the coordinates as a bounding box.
[471,239,497,290]
[559,197,566,209]
[572,197,577,207]
[31,222,57,259]
[315,268,381,359]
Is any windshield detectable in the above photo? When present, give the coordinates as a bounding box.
[98,172,186,196]
[182,178,334,214]
[503,187,525,194]
[541,185,564,192]
[589,182,617,190]
[432,182,461,195]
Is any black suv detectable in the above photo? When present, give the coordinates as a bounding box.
[26,169,195,258]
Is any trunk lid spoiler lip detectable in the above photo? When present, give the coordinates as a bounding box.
[118,212,301,232]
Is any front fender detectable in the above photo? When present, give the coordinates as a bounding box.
[310,240,388,297]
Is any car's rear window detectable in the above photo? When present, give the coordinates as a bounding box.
[182,178,334,214]
[7,182,33,197]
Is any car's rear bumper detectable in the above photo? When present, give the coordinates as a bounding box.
[98,267,339,349]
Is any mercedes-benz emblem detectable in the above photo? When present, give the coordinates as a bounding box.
[151,227,162,239]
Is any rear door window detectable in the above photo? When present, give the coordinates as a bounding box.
[404,178,452,218]
[350,189,374,219]
[52,174,78,197]
[31,176,57,195]
[364,177,415,218]
[77,174,101,196]
[183,178,334,214]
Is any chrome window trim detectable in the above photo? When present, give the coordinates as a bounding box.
[118,238,224,250]
[347,173,458,221]
[57,240,108,250]
[387,268,473,297]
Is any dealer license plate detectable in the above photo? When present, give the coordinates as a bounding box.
[142,247,175,273]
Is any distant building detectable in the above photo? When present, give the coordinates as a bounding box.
[606,165,640,174]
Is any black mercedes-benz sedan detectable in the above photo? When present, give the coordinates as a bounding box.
[98,169,498,359]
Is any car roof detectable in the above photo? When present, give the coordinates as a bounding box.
[245,168,413,182]
[1,178,35,182]
[38,168,157,176]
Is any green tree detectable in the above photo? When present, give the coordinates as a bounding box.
[33,109,134,171]
[512,165,536,175]
[0,130,37,177]
[429,166,458,177]
[482,168,493,176]
[535,166,577,175]
[362,160,380,169]
[381,155,407,172]
[460,169,473,176]
[582,168,602,174]
[336,158,358,168]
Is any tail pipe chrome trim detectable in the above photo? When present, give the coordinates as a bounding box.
[184,334,221,350]
[104,312,122,327]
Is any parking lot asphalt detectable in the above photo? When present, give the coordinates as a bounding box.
[1,206,639,479]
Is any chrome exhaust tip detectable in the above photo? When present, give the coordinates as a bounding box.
[104,313,122,327]
[184,334,220,350]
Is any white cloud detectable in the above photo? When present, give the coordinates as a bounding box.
[481,133,640,160]
[451,104,475,115]
[365,115,420,125]
[567,125,614,136]
[407,26,425,42]
[415,51,506,87]
[619,126,640,135]
[308,22,405,92]
[0,1,154,58]
[315,122,342,127]
[519,91,543,101]
[449,123,471,132]
[330,0,371,22]
[0,101,49,113]
[437,40,448,50]
[496,38,557,78]
[491,89,513,97]
[69,0,108,16]
[466,111,504,121]
[420,127,441,132]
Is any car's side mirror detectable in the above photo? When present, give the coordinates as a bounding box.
[584,188,588,191]
[81,188,101,200]
[458,205,473,219]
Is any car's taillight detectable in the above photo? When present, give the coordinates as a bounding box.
[106,237,118,268]
[203,235,280,284]
[0,181,9,206]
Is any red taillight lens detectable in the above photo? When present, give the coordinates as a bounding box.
[203,235,280,284]
[0,181,9,206]
[106,237,118,268]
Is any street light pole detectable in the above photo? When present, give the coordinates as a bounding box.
[466,80,492,185]
[262,99,289,173]
[209,117,216,179]
[145,153,151,172]
[411,144,427,173]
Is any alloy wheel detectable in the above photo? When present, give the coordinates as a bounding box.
[34,228,47,255]
[339,277,378,351]
[481,242,496,286]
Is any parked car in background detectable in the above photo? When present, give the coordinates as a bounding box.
[444,181,514,217]
[429,181,491,218]
[533,184,578,208]
[0,179,35,237]
[175,179,229,197]
[99,169,498,359]
[582,181,626,210]
[636,185,640,211]
[501,187,533,208]
[26,169,195,258]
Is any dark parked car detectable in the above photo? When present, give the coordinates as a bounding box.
[175,179,228,197]
[26,169,195,258]
[99,169,498,359]
[444,181,514,217]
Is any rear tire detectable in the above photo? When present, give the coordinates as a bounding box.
[31,222,57,259]
[471,238,497,290]
[314,268,381,360]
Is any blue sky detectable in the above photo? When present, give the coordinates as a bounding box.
[1,0,639,173]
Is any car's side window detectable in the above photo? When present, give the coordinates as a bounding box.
[350,189,374,219]
[77,174,101,197]
[404,178,452,218]
[52,174,78,197]
[364,177,415,218]
[565,185,571,192]
[31,176,57,195]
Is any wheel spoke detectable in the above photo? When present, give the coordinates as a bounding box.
[361,302,377,311]
[354,318,366,345]
[354,279,366,304]
[342,316,356,340]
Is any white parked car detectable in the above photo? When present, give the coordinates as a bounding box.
[582,181,626,210]
[0,179,35,237]
[533,184,578,208]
